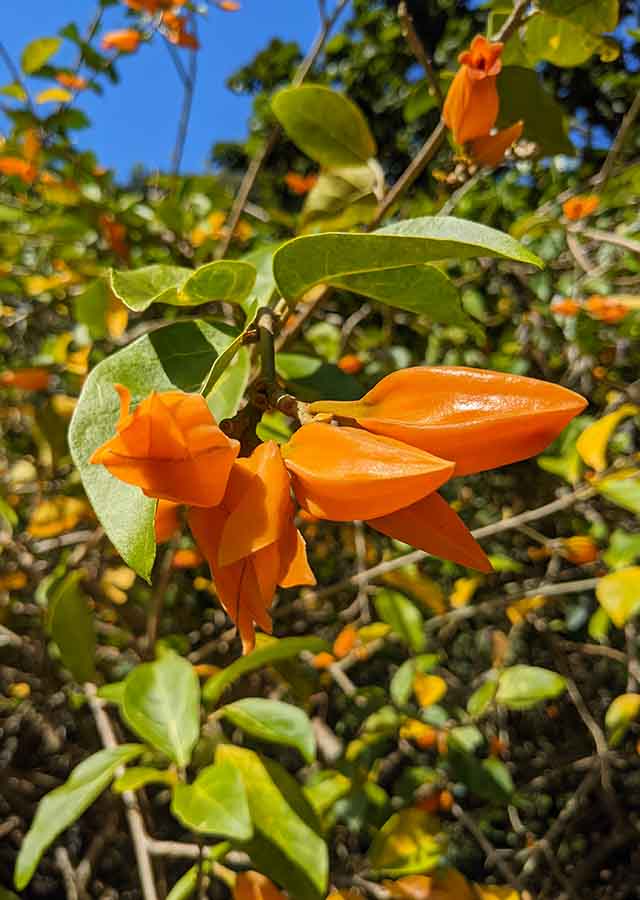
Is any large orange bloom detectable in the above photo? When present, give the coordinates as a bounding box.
[309,367,587,477]
[189,441,315,653]
[90,385,239,506]
[281,423,455,521]
[442,35,503,145]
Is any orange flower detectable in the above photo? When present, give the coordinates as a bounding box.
[217,0,241,10]
[189,442,315,653]
[155,500,181,542]
[585,295,628,324]
[551,298,581,317]
[99,214,130,261]
[337,354,363,375]
[442,35,503,145]
[333,624,358,658]
[562,195,599,221]
[282,423,455,521]
[234,872,285,900]
[469,119,523,167]
[311,651,336,670]
[0,368,51,391]
[101,29,141,53]
[171,548,204,569]
[309,367,587,477]
[0,157,37,184]
[284,171,318,195]
[561,536,598,564]
[90,384,239,506]
[56,72,88,91]
[162,12,199,49]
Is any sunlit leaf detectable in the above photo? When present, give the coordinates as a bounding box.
[596,567,640,627]
[496,665,566,710]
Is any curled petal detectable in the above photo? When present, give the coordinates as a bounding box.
[310,367,587,476]
[218,441,292,567]
[282,423,454,521]
[458,35,504,77]
[278,521,316,588]
[442,69,499,144]
[368,492,492,573]
[470,120,523,167]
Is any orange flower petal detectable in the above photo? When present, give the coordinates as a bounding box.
[443,37,503,146]
[282,423,454,521]
[368,492,492,573]
[470,120,523,167]
[101,29,141,53]
[277,521,316,588]
[234,871,286,900]
[562,194,599,221]
[218,441,291,566]
[458,35,504,77]
[155,500,181,543]
[311,367,587,476]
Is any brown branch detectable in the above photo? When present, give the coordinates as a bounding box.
[581,227,640,256]
[594,88,640,185]
[144,544,175,659]
[215,0,350,259]
[398,1,442,104]
[452,803,526,894]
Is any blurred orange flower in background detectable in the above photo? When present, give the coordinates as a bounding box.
[562,194,599,220]
[0,157,37,184]
[285,171,318,195]
[56,72,88,91]
[101,29,141,53]
[0,368,51,391]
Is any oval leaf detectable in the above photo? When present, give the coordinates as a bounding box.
[110,265,192,312]
[496,665,566,710]
[374,590,426,653]
[220,698,316,763]
[21,37,61,74]
[122,651,200,766]
[171,761,252,839]
[14,745,143,890]
[47,571,96,683]
[272,85,376,168]
[182,260,256,306]
[596,567,640,628]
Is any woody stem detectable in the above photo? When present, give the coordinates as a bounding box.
[257,307,277,385]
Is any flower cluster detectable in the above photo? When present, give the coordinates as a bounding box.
[92,368,585,653]
[551,294,632,324]
[442,35,523,167]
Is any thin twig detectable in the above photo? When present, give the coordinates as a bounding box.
[452,803,526,893]
[398,1,442,104]
[171,19,198,175]
[145,544,175,659]
[581,227,640,256]
[215,0,350,259]
[0,40,36,116]
[85,685,159,900]
[594,88,640,185]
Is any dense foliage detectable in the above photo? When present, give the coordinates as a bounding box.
[1,1,640,899]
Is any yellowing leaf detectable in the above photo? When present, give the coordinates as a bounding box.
[506,594,546,625]
[383,570,446,614]
[399,719,438,748]
[576,404,638,472]
[36,87,72,104]
[474,885,520,900]
[605,693,640,746]
[106,294,129,339]
[27,497,92,538]
[450,576,482,609]
[596,567,640,628]
[413,673,447,708]
[369,809,444,877]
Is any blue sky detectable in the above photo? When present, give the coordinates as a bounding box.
[1,1,327,178]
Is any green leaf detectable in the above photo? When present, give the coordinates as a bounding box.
[171,762,252,839]
[203,636,329,705]
[524,11,611,66]
[21,37,61,74]
[181,260,256,306]
[220,698,316,763]
[301,164,378,231]
[276,353,362,402]
[374,590,426,653]
[69,319,245,581]
[122,652,200,766]
[498,67,573,156]
[113,767,174,793]
[605,693,640,746]
[596,470,640,515]
[596,567,640,628]
[304,771,351,817]
[14,745,143,890]
[272,85,376,168]
[603,530,640,570]
[369,809,444,877]
[73,280,108,340]
[390,655,439,707]
[47,571,96,683]
[273,216,542,304]
[540,0,619,33]
[240,243,280,320]
[216,744,328,900]
[467,676,499,718]
[110,265,192,312]
[496,665,566,710]
[166,866,198,900]
[97,681,126,705]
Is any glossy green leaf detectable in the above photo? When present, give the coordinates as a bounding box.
[181,260,256,306]
[21,37,61,74]
[47,571,96,683]
[273,216,542,305]
[14,745,143,890]
[272,85,376,168]
[69,319,244,581]
[467,676,498,718]
[113,767,174,793]
[122,651,200,766]
[220,698,316,763]
[171,762,252,839]
[216,744,328,900]
[498,67,573,156]
[374,590,426,653]
[203,636,329,705]
[110,265,192,311]
[496,665,566,710]
[596,470,640,515]
[369,809,444,877]
[596,567,640,628]
[241,243,280,320]
[390,654,439,707]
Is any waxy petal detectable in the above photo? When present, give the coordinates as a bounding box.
[282,423,454,521]
[278,521,316,588]
[470,120,523,167]
[310,367,587,476]
[442,68,499,145]
[155,500,181,543]
[368,492,492,573]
